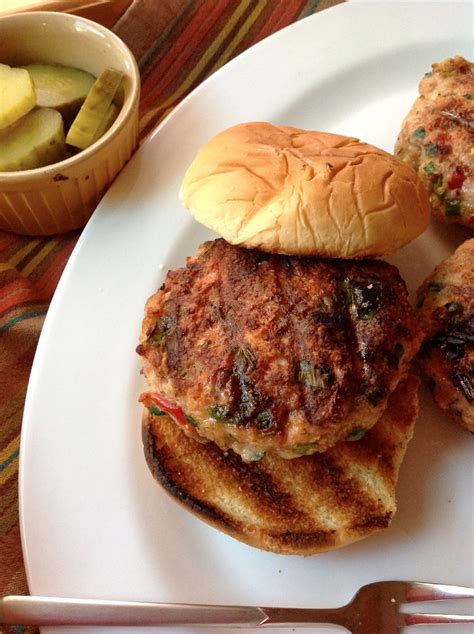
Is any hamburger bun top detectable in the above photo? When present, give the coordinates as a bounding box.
[180,122,431,258]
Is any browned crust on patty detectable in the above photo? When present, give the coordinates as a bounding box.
[138,239,423,459]
[417,239,474,430]
[142,375,420,555]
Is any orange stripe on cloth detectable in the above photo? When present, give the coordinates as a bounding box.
[139,0,255,133]
[0,394,25,446]
[0,241,76,317]
[0,239,41,273]
[137,1,314,139]
[0,436,20,488]
[21,239,59,278]
[248,0,304,44]
[139,0,231,113]
[206,0,269,74]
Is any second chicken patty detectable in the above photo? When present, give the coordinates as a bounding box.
[137,239,423,461]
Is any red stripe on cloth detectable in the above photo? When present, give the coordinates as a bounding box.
[140,0,231,109]
[254,0,304,42]
[0,244,76,317]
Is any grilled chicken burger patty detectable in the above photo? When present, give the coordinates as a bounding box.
[417,239,474,431]
[137,239,423,462]
[394,56,474,227]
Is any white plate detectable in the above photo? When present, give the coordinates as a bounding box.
[20,3,474,633]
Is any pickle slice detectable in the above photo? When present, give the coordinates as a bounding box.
[91,102,120,144]
[66,68,124,150]
[24,63,96,124]
[0,107,67,172]
[0,63,36,130]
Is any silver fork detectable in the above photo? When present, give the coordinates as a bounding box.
[1,581,473,632]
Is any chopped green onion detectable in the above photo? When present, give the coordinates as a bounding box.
[299,360,317,387]
[445,199,461,216]
[434,175,446,198]
[339,278,381,320]
[291,442,317,456]
[184,414,198,427]
[454,373,474,404]
[359,306,377,321]
[367,389,384,406]
[423,161,436,175]
[412,127,426,139]
[150,315,176,344]
[256,410,273,429]
[236,344,257,371]
[425,143,439,156]
[346,428,367,442]
[319,296,333,311]
[298,361,330,389]
[148,404,166,416]
[428,282,443,293]
[249,451,266,462]
[208,404,229,421]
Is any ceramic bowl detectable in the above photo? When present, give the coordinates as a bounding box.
[0,11,140,235]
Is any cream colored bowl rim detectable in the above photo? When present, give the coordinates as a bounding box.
[0,11,140,183]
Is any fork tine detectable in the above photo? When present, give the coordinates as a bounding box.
[404,582,474,603]
[404,613,474,625]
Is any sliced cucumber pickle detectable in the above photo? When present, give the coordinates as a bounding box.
[0,63,36,130]
[91,102,120,144]
[66,68,124,150]
[0,107,67,172]
[24,63,96,124]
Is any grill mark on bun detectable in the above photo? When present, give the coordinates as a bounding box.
[141,376,419,554]
[353,512,393,530]
[267,529,337,550]
[203,442,306,522]
[307,451,392,527]
[144,414,314,526]
[143,423,240,532]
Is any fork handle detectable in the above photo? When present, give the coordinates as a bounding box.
[0,596,268,627]
[0,595,352,628]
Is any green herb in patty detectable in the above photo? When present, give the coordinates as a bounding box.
[184,414,198,427]
[291,442,318,455]
[367,388,384,406]
[235,344,257,371]
[412,127,426,139]
[208,404,230,421]
[346,428,367,441]
[428,282,443,293]
[298,361,331,389]
[148,404,166,416]
[445,199,461,216]
[149,315,176,344]
[423,161,436,175]
[434,175,446,198]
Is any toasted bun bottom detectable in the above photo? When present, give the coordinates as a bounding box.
[142,376,419,555]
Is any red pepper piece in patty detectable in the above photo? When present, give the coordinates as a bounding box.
[139,392,199,438]
[448,167,465,189]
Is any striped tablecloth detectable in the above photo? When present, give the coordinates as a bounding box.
[0,0,341,627]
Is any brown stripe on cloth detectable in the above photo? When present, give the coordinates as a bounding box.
[0,2,343,632]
